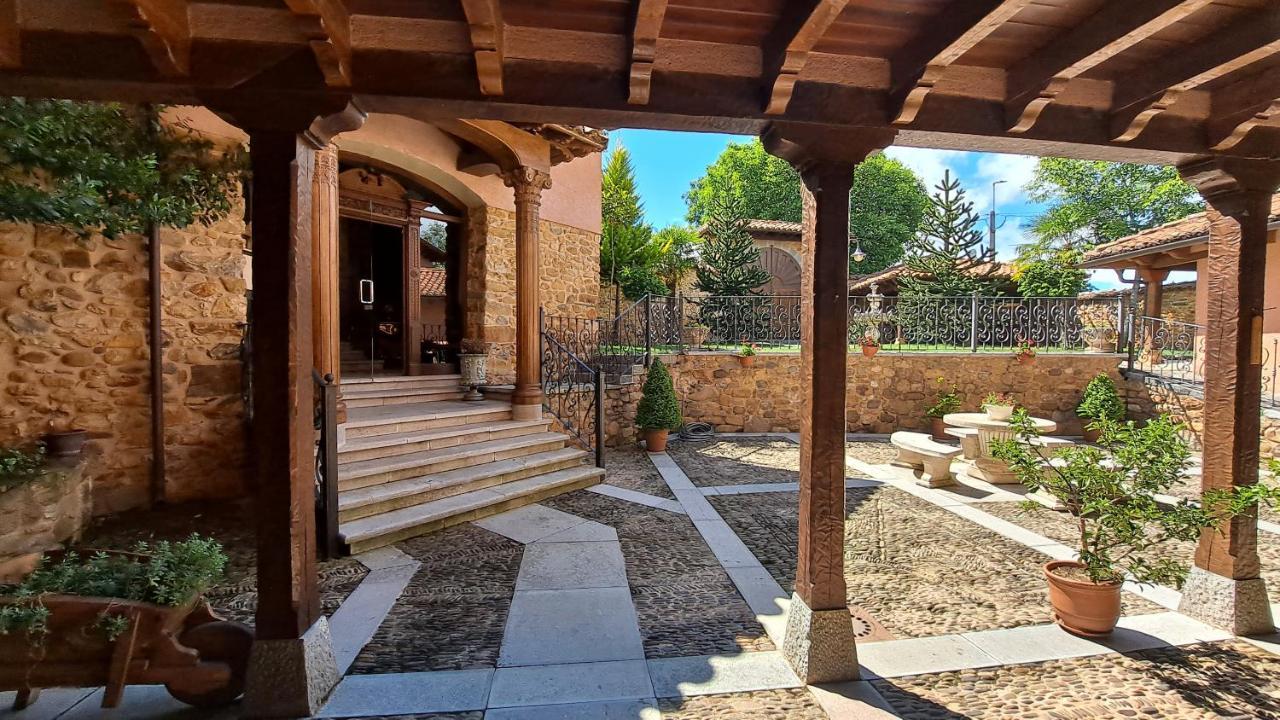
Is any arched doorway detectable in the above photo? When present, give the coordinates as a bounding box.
[337,164,465,378]
[758,246,802,296]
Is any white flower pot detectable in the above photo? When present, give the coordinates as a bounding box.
[984,404,1014,421]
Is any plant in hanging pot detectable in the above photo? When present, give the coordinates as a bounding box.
[737,342,758,367]
[859,334,881,358]
[636,358,682,453]
[458,339,488,401]
[1076,373,1125,443]
[983,391,1016,421]
[990,412,1280,637]
[1012,337,1037,365]
[925,378,961,441]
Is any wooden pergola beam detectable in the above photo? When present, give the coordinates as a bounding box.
[111,0,189,77]
[761,0,849,115]
[1207,68,1280,150]
[284,0,351,87]
[1111,7,1280,142]
[889,0,1033,125]
[459,0,504,96]
[0,0,19,69]
[627,0,668,105]
[1006,0,1214,133]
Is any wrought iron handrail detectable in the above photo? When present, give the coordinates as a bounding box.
[312,369,341,559]
[540,321,605,468]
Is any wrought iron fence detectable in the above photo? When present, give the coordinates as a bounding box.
[1129,315,1280,408]
[313,369,341,559]
[540,329,605,467]
[542,299,650,381]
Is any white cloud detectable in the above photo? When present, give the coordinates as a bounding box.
[883,146,964,193]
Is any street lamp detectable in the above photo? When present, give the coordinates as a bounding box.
[989,180,1007,261]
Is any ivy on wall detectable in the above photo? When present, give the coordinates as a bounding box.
[0,99,243,237]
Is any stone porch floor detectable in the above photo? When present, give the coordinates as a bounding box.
[6,438,1280,718]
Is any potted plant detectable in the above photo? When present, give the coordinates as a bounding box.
[1013,337,1037,365]
[991,413,1279,636]
[983,392,1016,420]
[859,335,880,358]
[925,379,961,441]
[738,343,757,368]
[1079,303,1119,353]
[636,358,682,453]
[1076,373,1125,443]
[458,338,488,401]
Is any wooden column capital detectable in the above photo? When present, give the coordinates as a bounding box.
[502,165,553,196]
[1136,266,1169,285]
[1178,157,1280,207]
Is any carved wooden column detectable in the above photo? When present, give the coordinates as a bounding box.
[1176,157,1280,635]
[504,166,552,420]
[311,143,345,421]
[763,124,895,683]
[1138,266,1169,363]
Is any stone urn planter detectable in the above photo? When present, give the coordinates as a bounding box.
[1043,560,1122,636]
[984,404,1014,421]
[643,428,669,453]
[458,347,488,402]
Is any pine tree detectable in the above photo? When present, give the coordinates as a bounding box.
[694,196,770,297]
[636,358,682,431]
[602,143,643,228]
[900,170,1000,297]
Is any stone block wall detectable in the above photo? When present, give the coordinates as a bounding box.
[1120,373,1280,461]
[0,458,90,582]
[0,208,248,515]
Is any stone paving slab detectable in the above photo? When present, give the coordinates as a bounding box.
[0,689,96,720]
[473,504,595,544]
[514,541,628,591]
[499,587,645,666]
[52,686,237,720]
[597,448,676,499]
[318,670,492,718]
[483,699,660,719]
[587,483,685,514]
[858,634,999,678]
[331,561,422,674]
[487,660,655,708]
[648,652,802,699]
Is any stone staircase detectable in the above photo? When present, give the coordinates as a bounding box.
[339,340,383,375]
[336,377,604,553]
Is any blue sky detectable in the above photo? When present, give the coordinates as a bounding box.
[609,129,1137,291]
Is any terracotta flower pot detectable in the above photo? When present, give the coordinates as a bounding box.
[1044,560,1122,636]
[738,355,755,368]
[644,428,669,453]
[1016,354,1036,366]
[42,429,88,457]
[861,345,879,358]
[1081,424,1101,444]
[929,417,949,442]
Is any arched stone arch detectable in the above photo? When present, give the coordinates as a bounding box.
[334,143,486,211]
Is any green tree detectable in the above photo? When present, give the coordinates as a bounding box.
[1014,248,1090,297]
[619,265,667,301]
[1025,159,1202,249]
[901,170,1000,297]
[602,143,644,228]
[635,358,682,431]
[0,99,242,237]
[694,196,770,297]
[600,223,660,284]
[651,225,701,294]
[684,140,927,274]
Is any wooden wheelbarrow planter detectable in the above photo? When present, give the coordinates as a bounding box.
[0,595,252,711]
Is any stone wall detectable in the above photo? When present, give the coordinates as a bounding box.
[0,458,90,582]
[1120,373,1280,461]
[604,352,1127,445]
[0,208,248,515]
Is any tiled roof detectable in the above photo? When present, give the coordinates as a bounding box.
[1081,194,1280,265]
[744,219,802,235]
[848,261,1015,292]
[419,267,447,297]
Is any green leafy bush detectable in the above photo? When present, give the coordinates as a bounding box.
[0,444,47,493]
[1077,373,1125,424]
[619,265,668,301]
[636,359,682,431]
[925,379,961,418]
[991,413,1279,585]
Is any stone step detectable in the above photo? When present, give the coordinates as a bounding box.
[343,401,512,439]
[341,464,605,553]
[337,418,551,463]
[342,374,463,392]
[338,446,591,522]
[343,387,467,408]
[337,432,569,491]
[342,361,385,374]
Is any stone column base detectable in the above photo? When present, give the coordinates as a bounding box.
[1178,566,1274,636]
[782,592,860,683]
[243,616,341,718]
[511,402,543,421]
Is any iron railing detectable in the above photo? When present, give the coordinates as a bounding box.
[1128,315,1280,408]
[542,296,651,381]
[540,316,605,468]
[313,369,341,559]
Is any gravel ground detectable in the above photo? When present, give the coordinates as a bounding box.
[709,487,1162,638]
[667,439,801,486]
[657,688,828,719]
[876,640,1280,719]
[542,490,774,658]
[601,446,674,498]
[846,440,898,466]
[74,499,367,625]
[349,524,522,673]
[976,500,1280,603]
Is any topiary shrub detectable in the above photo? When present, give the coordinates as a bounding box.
[636,359,682,431]
[1077,373,1125,424]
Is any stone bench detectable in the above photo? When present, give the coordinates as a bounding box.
[890,431,963,488]
[944,427,979,459]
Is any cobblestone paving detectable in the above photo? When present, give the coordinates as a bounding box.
[709,487,1161,638]
[875,640,1280,719]
[601,446,675,498]
[542,490,774,658]
[846,440,898,466]
[350,525,522,673]
[976,500,1280,603]
[656,688,827,719]
[667,439,801,486]
[75,499,366,625]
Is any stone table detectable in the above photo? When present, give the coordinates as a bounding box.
[943,412,1057,484]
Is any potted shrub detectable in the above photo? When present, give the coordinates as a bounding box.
[1079,303,1119,353]
[1076,373,1125,443]
[991,413,1279,636]
[636,358,682,453]
[859,335,880,358]
[925,379,961,441]
[983,392,1016,421]
[1013,337,1037,366]
[738,343,757,368]
[458,338,488,401]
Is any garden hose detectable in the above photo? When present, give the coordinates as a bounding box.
[679,421,716,442]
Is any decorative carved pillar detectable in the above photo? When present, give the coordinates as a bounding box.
[503,165,552,420]
[1176,157,1280,635]
[403,200,426,376]
[311,144,345,421]
[762,124,895,683]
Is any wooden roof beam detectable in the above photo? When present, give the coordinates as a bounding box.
[459,0,504,96]
[1206,67,1280,149]
[627,0,668,105]
[761,0,849,115]
[1111,7,1280,142]
[0,0,18,69]
[284,0,351,87]
[110,0,189,77]
[1006,0,1215,134]
[889,0,1034,125]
